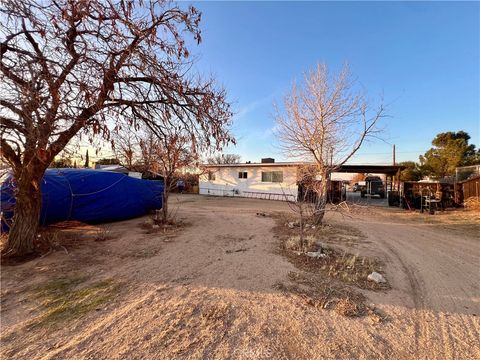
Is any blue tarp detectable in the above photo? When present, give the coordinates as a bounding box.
[1,168,163,231]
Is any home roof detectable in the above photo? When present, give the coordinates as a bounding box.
[203,162,308,168]
[203,162,405,176]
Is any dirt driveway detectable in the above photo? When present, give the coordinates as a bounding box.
[1,195,479,359]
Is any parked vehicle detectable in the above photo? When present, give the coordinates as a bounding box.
[352,181,366,192]
[361,176,385,198]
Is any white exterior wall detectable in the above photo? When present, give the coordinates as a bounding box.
[199,166,298,201]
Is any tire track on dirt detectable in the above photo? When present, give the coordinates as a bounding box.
[352,217,479,360]
[376,237,426,357]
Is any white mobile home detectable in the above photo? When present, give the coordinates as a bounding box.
[199,159,304,201]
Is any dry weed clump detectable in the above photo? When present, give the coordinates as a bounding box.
[139,216,189,235]
[284,235,317,252]
[272,212,365,247]
[335,297,364,317]
[281,242,388,291]
[2,224,89,264]
[280,272,388,320]
[464,197,480,210]
[94,225,113,242]
[39,223,116,253]
[35,227,83,255]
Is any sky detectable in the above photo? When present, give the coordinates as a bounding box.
[187,1,479,165]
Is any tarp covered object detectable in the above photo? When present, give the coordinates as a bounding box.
[1,168,163,231]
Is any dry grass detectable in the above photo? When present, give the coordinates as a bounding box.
[27,275,119,329]
[0,282,108,353]
[119,248,161,259]
[274,271,367,318]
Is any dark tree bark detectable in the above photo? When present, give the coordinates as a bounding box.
[5,169,43,256]
[162,177,170,223]
[312,178,329,225]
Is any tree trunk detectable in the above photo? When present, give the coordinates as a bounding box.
[162,180,169,223]
[299,204,305,252]
[312,178,329,225]
[3,173,42,257]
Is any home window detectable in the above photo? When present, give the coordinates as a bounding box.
[261,171,283,183]
[238,171,248,179]
[208,171,216,181]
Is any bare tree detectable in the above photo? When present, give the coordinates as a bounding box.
[139,125,198,223]
[0,0,233,256]
[207,153,241,164]
[275,63,386,224]
[109,120,202,223]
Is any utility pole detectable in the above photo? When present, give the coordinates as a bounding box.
[392,144,397,192]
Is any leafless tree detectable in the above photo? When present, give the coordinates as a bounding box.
[207,153,241,164]
[108,119,201,223]
[0,0,233,256]
[275,63,386,224]
[139,125,199,223]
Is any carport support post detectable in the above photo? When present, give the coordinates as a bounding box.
[396,168,401,192]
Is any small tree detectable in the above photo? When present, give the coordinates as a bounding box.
[138,126,199,223]
[275,63,386,224]
[0,0,233,256]
[419,131,479,179]
[112,120,211,223]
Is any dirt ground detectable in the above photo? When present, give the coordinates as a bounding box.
[1,194,479,359]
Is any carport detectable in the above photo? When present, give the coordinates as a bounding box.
[335,164,405,191]
[334,164,406,206]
